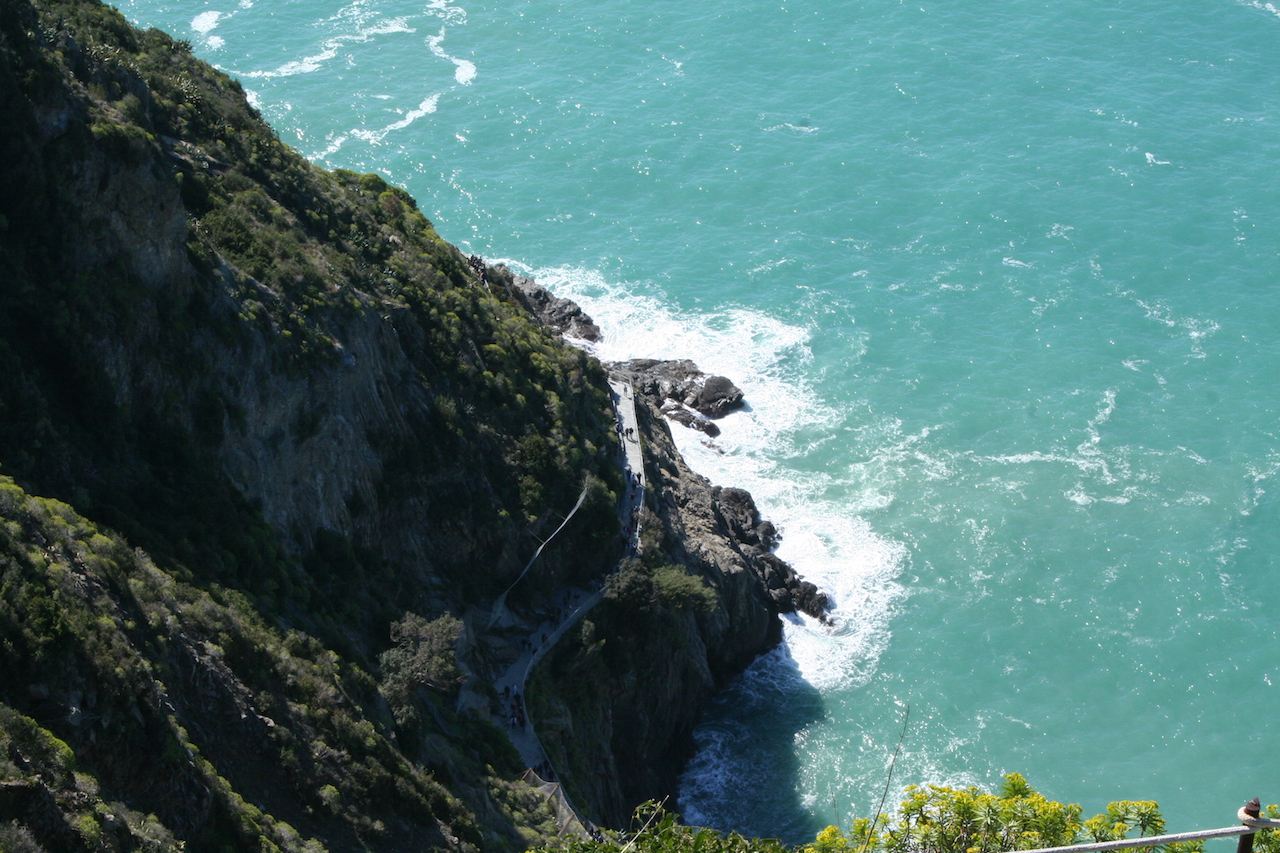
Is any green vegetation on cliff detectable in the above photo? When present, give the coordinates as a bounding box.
[542,780,1278,853]
[1,0,627,848]
[0,476,492,851]
[0,0,620,612]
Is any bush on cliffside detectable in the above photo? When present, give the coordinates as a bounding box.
[539,784,1277,853]
[801,775,1256,853]
[604,558,717,613]
[379,611,464,728]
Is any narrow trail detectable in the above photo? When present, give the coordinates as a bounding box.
[483,377,645,838]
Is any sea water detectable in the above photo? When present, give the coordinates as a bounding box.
[119,0,1280,844]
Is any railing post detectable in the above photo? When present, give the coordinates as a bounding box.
[1237,797,1263,853]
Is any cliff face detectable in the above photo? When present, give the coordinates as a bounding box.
[527,389,818,827]
[0,1,803,849]
[1,0,629,610]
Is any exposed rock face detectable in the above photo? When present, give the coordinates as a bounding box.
[0,781,84,852]
[528,393,784,827]
[637,398,828,624]
[488,263,603,342]
[712,487,830,621]
[605,352,825,622]
[610,359,746,426]
[659,400,721,437]
[638,403,794,661]
[528,386,832,827]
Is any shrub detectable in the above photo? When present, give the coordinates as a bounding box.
[379,612,465,727]
[651,565,717,612]
[0,704,76,786]
[800,775,1224,853]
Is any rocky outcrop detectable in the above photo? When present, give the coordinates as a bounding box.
[526,392,783,826]
[527,384,832,827]
[613,361,827,623]
[487,263,603,342]
[712,487,830,621]
[639,407,828,625]
[609,359,745,436]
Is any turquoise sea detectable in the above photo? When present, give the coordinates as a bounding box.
[120,0,1280,844]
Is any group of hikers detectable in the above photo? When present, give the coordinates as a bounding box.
[503,684,527,730]
[467,254,490,285]
[624,503,641,541]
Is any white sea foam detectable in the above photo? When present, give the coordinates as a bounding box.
[763,122,820,134]
[312,134,350,162]
[1129,296,1220,358]
[192,10,221,33]
[507,261,908,703]
[272,1,472,158]
[747,257,795,276]
[1243,0,1280,17]
[252,47,336,79]
[1082,388,1117,448]
[243,15,414,79]
[352,95,441,144]
[426,0,468,26]
[775,514,905,693]
[191,10,225,49]
[428,29,476,85]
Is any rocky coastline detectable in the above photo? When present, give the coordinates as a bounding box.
[0,3,828,849]
[484,263,829,623]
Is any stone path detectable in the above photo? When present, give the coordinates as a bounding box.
[483,377,645,835]
[610,377,647,525]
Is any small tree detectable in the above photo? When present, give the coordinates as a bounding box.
[379,612,464,728]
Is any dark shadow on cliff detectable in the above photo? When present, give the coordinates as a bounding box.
[675,629,827,846]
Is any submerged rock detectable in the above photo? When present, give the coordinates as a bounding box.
[660,400,721,437]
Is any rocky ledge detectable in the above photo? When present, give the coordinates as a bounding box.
[712,486,830,621]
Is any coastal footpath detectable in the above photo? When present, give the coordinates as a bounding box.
[0,1,824,851]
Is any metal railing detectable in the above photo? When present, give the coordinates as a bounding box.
[1019,804,1280,853]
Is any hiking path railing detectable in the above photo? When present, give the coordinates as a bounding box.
[1019,802,1279,853]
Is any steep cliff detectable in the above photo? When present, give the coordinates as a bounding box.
[527,392,781,827]
[0,1,809,849]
